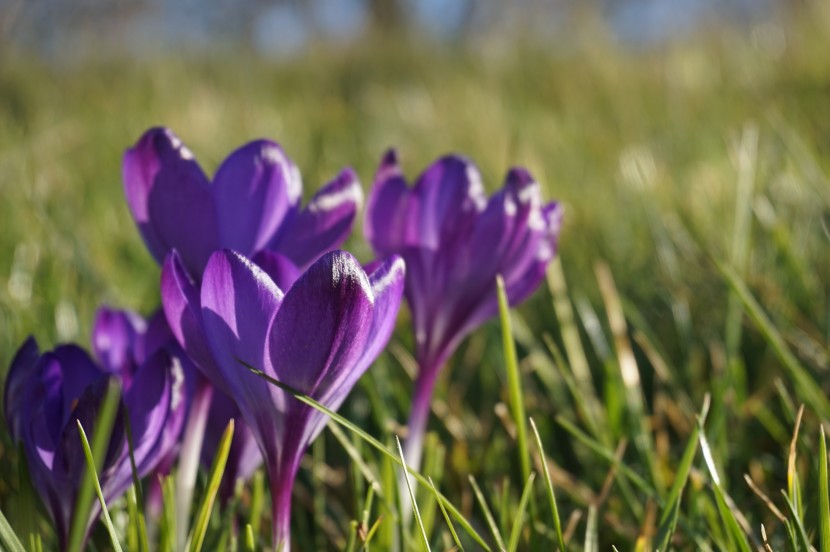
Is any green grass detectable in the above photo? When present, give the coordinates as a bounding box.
[2,6,830,550]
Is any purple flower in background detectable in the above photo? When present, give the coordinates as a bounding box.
[161,248,404,550]
[123,126,362,279]
[4,322,186,548]
[365,150,563,470]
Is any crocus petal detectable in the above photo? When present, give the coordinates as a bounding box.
[161,251,228,394]
[411,155,486,250]
[123,127,219,276]
[104,349,177,501]
[326,255,406,412]
[92,307,144,379]
[213,140,301,257]
[273,168,363,268]
[200,249,284,453]
[267,250,373,400]
[253,250,303,292]
[4,336,40,441]
[365,150,416,256]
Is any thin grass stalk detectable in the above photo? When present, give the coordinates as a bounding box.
[67,378,121,552]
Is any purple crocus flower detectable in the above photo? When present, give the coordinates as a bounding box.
[364,150,563,470]
[4,324,186,548]
[161,248,405,550]
[123,127,362,540]
[123,127,363,280]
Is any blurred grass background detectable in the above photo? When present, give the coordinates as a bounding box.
[1,2,830,549]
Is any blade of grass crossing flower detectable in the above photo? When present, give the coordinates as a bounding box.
[397,436,431,551]
[529,418,566,552]
[496,275,532,488]
[507,473,536,552]
[719,263,830,419]
[250,471,265,538]
[244,363,492,551]
[67,378,121,552]
[428,477,463,552]
[76,420,123,552]
[698,427,751,552]
[820,426,830,552]
[469,475,506,551]
[0,508,26,552]
[187,420,234,552]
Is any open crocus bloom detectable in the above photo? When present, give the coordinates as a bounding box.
[161,248,405,551]
[364,150,563,470]
[4,329,186,549]
[123,127,362,279]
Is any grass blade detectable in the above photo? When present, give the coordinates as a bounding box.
[244,362,492,551]
[718,263,830,419]
[584,505,598,552]
[699,427,751,552]
[496,274,532,487]
[0,508,26,552]
[428,476,463,552]
[507,473,536,552]
[469,475,506,551]
[655,396,709,550]
[820,426,830,552]
[780,490,811,551]
[529,418,566,551]
[556,415,657,501]
[397,436,431,551]
[76,420,123,552]
[67,377,121,552]
[187,419,234,552]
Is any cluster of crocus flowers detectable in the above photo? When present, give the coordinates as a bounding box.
[162,249,404,550]
[365,150,563,471]
[4,125,562,550]
[4,307,188,549]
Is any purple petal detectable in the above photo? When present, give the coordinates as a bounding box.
[4,337,40,441]
[327,255,406,412]
[212,140,302,257]
[161,252,228,394]
[273,168,363,269]
[123,128,219,276]
[134,309,175,365]
[104,349,179,501]
[364,150,416,256]
[253,250,302,292]
[200,249,285,454]
[411,155,486,250]
[267,250,373,403]
[92,307,144,379]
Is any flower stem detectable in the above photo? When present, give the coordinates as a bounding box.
[399,358,444,526]
[269,460,299,552]
[175,379,213,550]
